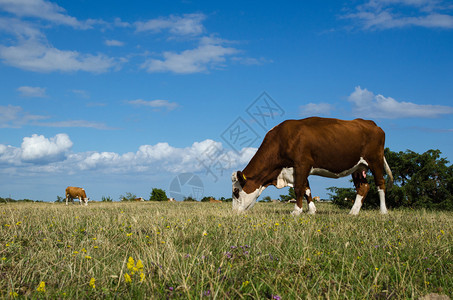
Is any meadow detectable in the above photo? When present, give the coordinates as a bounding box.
[1,201,451,299]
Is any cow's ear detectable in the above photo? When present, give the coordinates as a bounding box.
[237,171,247,187]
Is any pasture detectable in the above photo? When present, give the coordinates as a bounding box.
[1,201,452,299]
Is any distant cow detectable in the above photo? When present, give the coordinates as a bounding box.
[134,197,144,202]
[209,198,222,203]
[65,186,89,206]
[168,198,176,202]
[232,117,393,215]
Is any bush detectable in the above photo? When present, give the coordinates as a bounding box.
[120,192,137,202]
[149,188,167,202]
[183,196,197,202]
[102,196,113,202]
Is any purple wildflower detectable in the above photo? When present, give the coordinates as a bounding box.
[272,295,281,300]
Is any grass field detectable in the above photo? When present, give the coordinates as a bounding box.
[1,201,452,299]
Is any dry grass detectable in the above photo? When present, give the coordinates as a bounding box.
[1,201,452,299]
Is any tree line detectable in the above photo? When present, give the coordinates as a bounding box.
[328,148,453,210]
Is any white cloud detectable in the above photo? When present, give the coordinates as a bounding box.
[142,37,239,74]
[21,133,73,163]
[0,135,257,177]
[0,105,47,128]
[0,39,117,73]
[17,86,47,98]
[300,103,334,116]
[105,39,124,47]
[0,0,94,29]
[344,0,453,29]
[135,13,205,36]
[127,99,179,111]
[347,86,453,118]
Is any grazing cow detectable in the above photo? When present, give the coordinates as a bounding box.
[65,186,89,206]
[232,117,393,215]
[168,198,176,202]
[209,198,222,203]
[134,197,145,202]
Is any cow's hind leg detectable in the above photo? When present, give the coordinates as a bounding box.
[304,183,316,215]
[349,170,370,215]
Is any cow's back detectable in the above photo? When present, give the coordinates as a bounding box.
[272,117,385,172]
[66,186,87,198]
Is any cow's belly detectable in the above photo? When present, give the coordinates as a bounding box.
[275,158,368,188]
[310,157,368,178]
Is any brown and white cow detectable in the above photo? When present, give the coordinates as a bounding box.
[232,117,393,215]
[209,198,222,203]
[65,186,89,206]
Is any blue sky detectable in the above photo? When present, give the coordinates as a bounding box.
[1,0,452,202]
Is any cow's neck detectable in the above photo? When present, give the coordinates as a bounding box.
[242,145,282,193]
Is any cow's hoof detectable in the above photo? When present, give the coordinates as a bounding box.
[290,210,302,216]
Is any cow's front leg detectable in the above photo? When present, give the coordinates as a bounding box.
[291,165,313,216]
[65,196,69,206]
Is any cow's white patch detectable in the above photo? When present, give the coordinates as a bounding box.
[308,201,316,214]
[276,167,294,188]
[310,157,369,178]
[378,188,388,214]
[349,194,363,215]
[291,203,303,216]
[305,188,311,197]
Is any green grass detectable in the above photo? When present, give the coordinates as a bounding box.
[1,202,452,299]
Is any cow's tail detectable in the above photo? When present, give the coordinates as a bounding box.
[383,156,393,190]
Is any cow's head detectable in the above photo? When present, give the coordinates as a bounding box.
[232,171,264,212]
[83,197,89,205]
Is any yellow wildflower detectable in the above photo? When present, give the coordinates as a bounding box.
[85,255,92,260]
[16,221,22,225]
[89,278,95,289]
[126,233,133,237]
[9,291,18,297]
[242,281,250,288]
[81,248,87,253]
[136,259,144,271]
[124,273,132,283]
[36,281,46,293]
[127,257,135,270]
[140,272,145,282]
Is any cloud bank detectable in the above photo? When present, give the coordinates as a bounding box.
[0,3,255,74]
[344,0,453,30]
[0,133,257,176]
[348,86,453,118]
